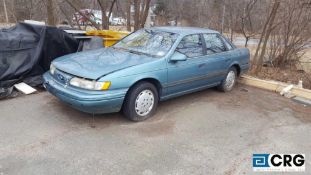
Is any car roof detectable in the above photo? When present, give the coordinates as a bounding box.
[150,26,219,35]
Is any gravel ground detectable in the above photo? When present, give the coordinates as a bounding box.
[0,84,310,175]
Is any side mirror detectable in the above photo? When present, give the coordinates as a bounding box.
[170,52,187,62]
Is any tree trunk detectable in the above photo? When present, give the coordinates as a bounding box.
[97,0,109,30]
[245,37,249,47]
[108,0,117,21]
[133,0,141,31]
[253,1,275,68]
[140,0,150,28]
[132,0,151,30]
[221,4,225,34]
[230,28,233,42]
[253,0,280,73]
[175,16,178,26]
[126,0,131,31]
[46,0,56,26]
[102,13,109,29]
[3,0,9,23]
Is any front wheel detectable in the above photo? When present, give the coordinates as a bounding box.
[218,67,237,92]
[123,82,158,122]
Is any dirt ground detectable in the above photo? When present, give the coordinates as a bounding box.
[0,84,310,175]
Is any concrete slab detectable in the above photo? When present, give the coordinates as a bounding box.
[0,84,310,175]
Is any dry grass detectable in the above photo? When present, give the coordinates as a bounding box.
[237,44,311,74]
[235,42,311,89]
[248,67,311,89]
[301,49,311,72]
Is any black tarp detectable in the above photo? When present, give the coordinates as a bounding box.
[0,22,79,98]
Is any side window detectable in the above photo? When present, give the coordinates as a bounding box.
[176,34,204,58]
[203,34,226,54]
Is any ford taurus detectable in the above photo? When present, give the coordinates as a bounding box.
[43,27,250,121]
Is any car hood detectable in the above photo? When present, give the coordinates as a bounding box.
[53,48,155,80]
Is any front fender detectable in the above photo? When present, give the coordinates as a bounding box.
[97,59,167,94]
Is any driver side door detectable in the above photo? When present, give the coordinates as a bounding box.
[165,34,215,98]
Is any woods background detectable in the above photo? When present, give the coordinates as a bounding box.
[1,0,311,88]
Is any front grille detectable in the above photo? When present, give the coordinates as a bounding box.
[53,69,73,85]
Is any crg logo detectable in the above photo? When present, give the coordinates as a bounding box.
[253,154,305,172]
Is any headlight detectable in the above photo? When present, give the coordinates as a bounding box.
[50,64,56,75]
[69,77,111,90]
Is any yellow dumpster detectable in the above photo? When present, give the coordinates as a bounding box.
[86,30,130,47]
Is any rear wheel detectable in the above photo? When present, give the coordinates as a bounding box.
[218,67,237,92]
[123,82,158,121]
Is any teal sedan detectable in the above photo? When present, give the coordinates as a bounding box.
[43,27,250,121]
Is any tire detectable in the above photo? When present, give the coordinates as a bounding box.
[218,67,237,92]
[123,82,159,122]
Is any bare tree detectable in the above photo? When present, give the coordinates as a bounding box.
[64,0,100,29]
[252,0,281,73]
[97,0,109,29]
[267,0,311,68]
[139,0,150,28]
[133,0,151,31]
[240,0,258,47]
[153,0,170,25]
[97,0,116,30]
[57,1,75,27]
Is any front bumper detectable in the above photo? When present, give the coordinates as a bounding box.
[43,72,127,114]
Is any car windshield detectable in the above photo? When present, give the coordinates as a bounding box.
[113,29,179,57]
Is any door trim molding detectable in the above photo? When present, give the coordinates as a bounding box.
[163,70,226,88]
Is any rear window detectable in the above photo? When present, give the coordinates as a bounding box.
[221,36,235,50]
[203,34,226,54]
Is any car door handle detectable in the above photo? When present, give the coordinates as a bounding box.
[225,58,231,62]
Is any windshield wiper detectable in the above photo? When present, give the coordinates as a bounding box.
[144,29,154,34]
[113,47,154,57]
[128,50,144,55]
[113,47,128,52]
[128,50,154,57]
